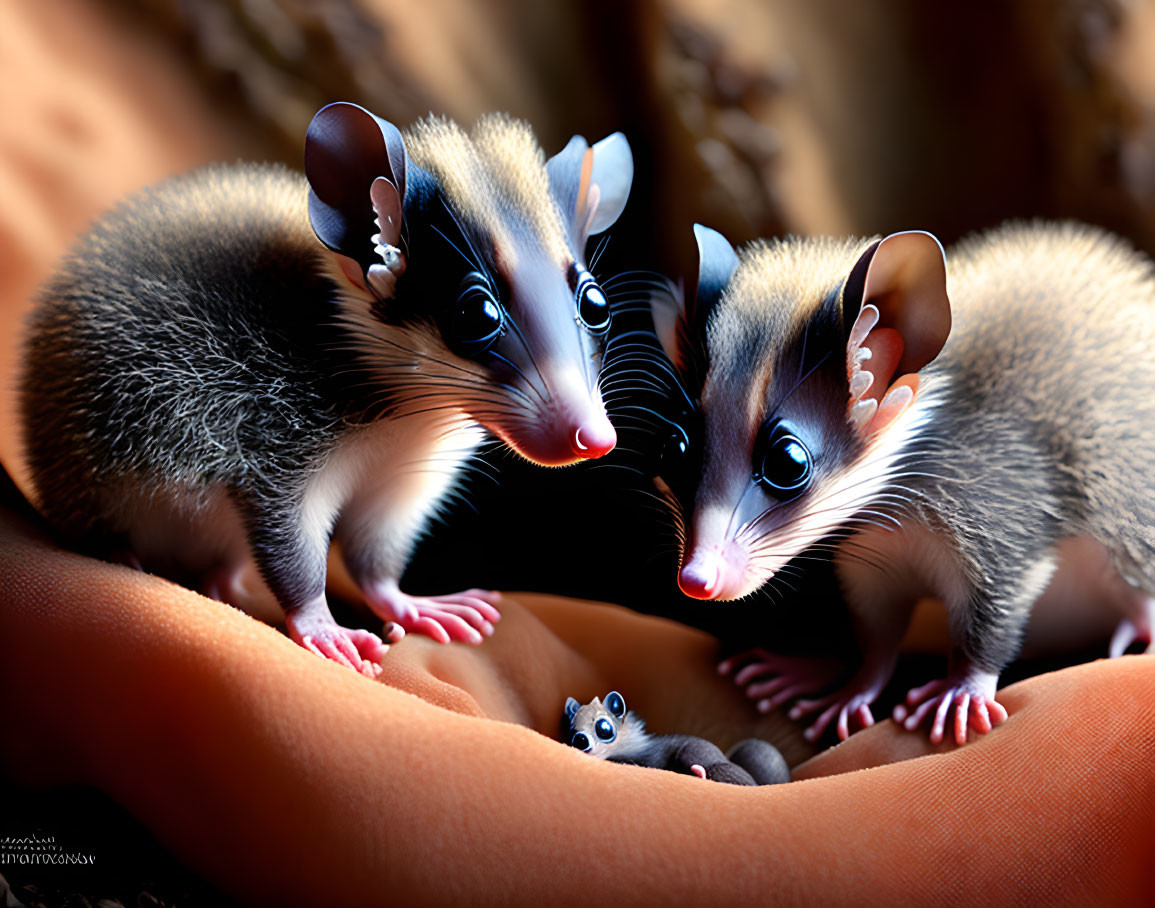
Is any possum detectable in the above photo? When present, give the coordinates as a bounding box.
[652,222,1155,744]
[20,102,633,676]
[564,691,790,785]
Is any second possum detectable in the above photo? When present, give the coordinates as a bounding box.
[653,222,1155,744]
[21,102,632,675]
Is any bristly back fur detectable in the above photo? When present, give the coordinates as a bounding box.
[21,163,348,532]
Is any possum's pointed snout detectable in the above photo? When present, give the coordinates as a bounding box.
[570,414,617,460]
[678,545,755,601]
[678,551,725,600]
[678,510,758,601]
[515,403,615,466]
[497,362,616,466]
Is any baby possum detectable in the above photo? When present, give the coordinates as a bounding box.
[652,223,1155,745]
[21,102,633,676]
[564,691,790,785]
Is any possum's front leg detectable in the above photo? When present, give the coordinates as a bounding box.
[891,657,1006,746]
[785,577,915,743]
[236,485,395,677]
[724,540,918,743]
[333,456,501,646]
[892,548,1057,745]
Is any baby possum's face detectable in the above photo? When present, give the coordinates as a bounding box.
[564,691,628,758]
[311,107,634,468]
[678,239,866,600]
[656,229,950,601]
[399,116,621,466]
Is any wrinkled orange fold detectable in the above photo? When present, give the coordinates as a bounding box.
[0,487,1152,905]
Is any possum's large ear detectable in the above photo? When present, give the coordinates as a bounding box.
[691,224,740,329]
[564,697,581,724]
[842,231,951,437]
[305,102,408,283]
[547,133,633,251]
[652,224,739,375]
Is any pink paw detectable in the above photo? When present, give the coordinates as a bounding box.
[718,649,845,717]
[788,688,878,743]
[366,585,502,645]
[892,672,1008,746]
[286,603,396,678]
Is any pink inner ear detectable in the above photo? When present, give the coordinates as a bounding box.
[860,328,903,404]
[864,374,920,437]
[846,304,903,406]
[846,304,916,437]
[581,183,601,241]
[335,254,368,292]
[575,148,595,233]
[370,177,402,247]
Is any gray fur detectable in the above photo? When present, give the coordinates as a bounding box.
[21,107,630,643]
[21,164,363,602]
[893,223,1155,668]
[690,221,1155,679]
[564,694,790,784]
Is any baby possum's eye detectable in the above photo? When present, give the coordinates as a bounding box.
[571,732,592,752]
[604,691,626,717]
[452,271,506,354]
[752,421,813,500]
[594,718,617,742]
[573,268,611,335]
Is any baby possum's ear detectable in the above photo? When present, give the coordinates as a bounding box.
[547,132,634,250]
[564,697,581,724]
[304,101,408,297]
[842,231,951,437]
[652,224,739,377]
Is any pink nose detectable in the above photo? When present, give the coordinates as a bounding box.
[570,417,617,459]
[678,552,725,600]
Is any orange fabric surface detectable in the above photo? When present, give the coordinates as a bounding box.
[1,490,1153,905]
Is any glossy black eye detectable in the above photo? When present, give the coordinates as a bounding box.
[604,691,626,718]
[575,270,611,334]
[452,271,505,353]
[571,732,592,752]
[753,422,813,499]
[594,717,617,742]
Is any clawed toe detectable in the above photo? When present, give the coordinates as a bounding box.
[287,600,389,676]
[299,629,384,678]
[364,586,504,645]
[895,674,1006,746]
[796,696,874,743]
